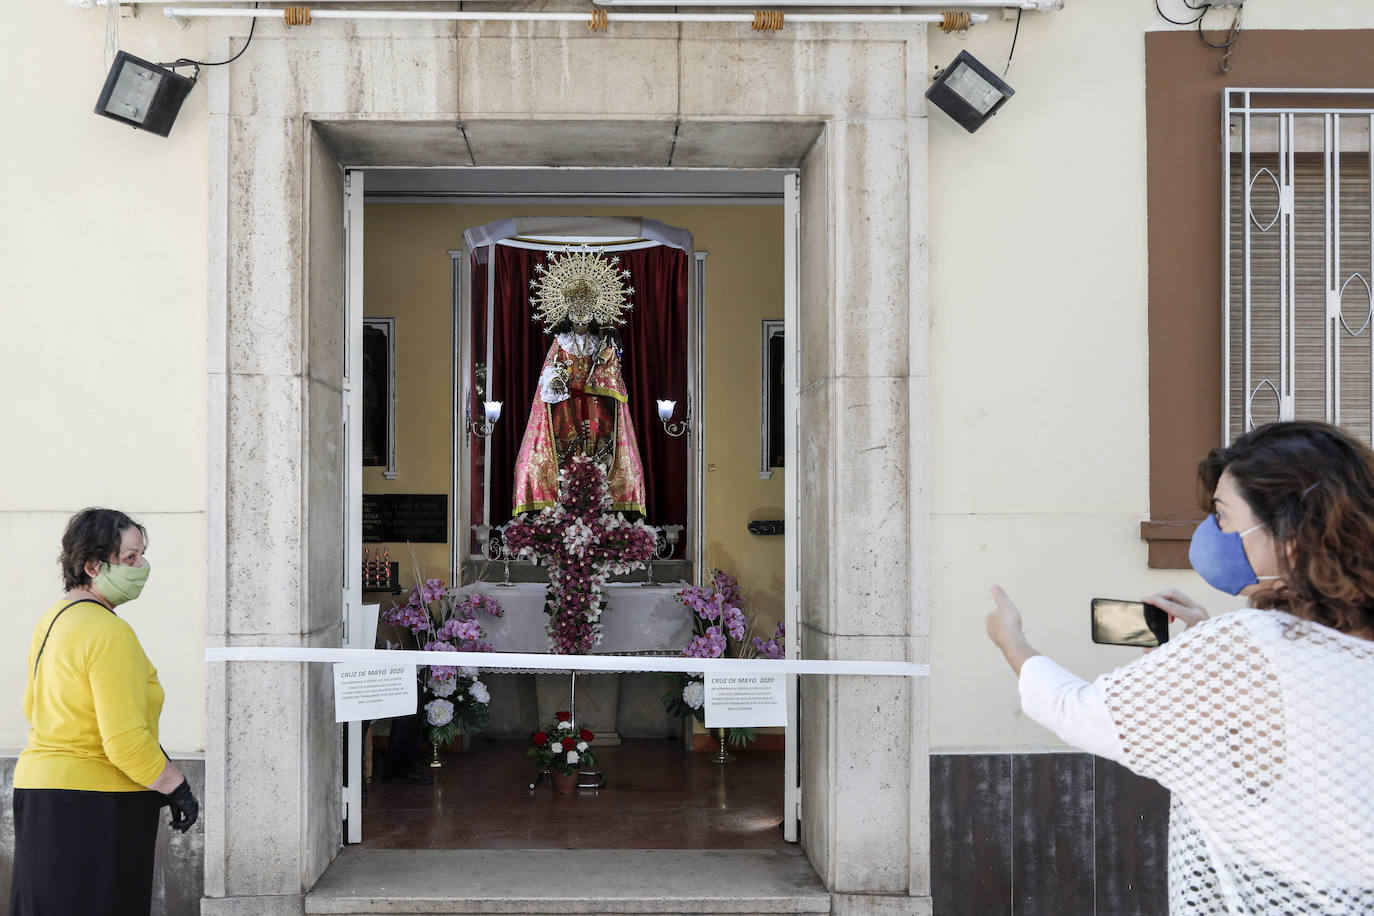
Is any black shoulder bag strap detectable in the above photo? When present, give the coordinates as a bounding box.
[33,599,109,678]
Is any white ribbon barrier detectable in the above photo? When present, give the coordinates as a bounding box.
[206,646,928,678]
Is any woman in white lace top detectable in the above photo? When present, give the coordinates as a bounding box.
[986,421,1374,914]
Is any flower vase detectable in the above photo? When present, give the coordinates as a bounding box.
[550,769,578,794]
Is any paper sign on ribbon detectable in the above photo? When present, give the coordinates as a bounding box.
[703,672,787,729]
[332,662,416,723]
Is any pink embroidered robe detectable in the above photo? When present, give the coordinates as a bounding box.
[512,333,647,517]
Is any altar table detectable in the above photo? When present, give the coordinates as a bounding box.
[458,581,694,742]
[460,581,693,655]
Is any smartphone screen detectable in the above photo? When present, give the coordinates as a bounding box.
[1091,599,1170,648]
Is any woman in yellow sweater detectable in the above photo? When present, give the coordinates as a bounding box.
[11,508,199,915]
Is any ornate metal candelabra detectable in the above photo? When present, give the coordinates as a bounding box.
[641,524,684,586]
[472,523,515,586]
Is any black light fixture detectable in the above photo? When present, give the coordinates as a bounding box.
[94,51,196,137]
[925,50,1015,134]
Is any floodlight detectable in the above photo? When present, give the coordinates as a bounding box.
[94,51,195,137]
[925,50,1015,134]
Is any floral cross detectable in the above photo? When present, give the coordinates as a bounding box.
[505,456,656,653]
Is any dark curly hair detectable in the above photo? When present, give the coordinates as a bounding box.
[58,508,146,591]
[1199,421,1374,634]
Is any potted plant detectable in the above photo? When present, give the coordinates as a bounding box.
[382,577,503,762]
[661,569,786,751]
[527,711,596,793]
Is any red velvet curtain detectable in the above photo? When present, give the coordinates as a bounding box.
[470,243,689,554]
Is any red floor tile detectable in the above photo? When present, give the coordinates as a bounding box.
[359,738,789,850]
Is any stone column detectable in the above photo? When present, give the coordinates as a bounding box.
[797,106,931,913]
[204,19,462,912]
[204,87,342,916]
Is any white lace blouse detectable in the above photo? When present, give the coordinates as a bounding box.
[1019,608,1374,914]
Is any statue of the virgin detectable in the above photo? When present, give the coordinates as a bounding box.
[511,246,648,517]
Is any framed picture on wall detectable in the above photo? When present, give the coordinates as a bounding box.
[760,319,785,478]
[362,317,397,479]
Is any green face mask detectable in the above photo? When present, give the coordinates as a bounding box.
[93,561,150,607]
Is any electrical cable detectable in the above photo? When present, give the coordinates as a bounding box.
[160,1,258,70]
[104,0,119,70]
[1155,0,1207,27]
[1003,7,1021,78]
[1197,3,1242,50]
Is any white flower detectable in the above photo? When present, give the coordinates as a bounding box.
[459,666,478,679]
[468,681,490,704]
[557,720,573,731]
[562,519,595,557]
[576,741,588,752]
[566,750,580,765]
[428,675,457,698]
[425,698,455,727]
[682,680,705,710]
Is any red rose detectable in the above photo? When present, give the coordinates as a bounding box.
[555,711,571,722]
[561,737,577,750]
[579,728,594,742]
[533,731,548,745]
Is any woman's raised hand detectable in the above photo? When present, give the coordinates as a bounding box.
[985,585,1025,649]
[1142,587,1209,629]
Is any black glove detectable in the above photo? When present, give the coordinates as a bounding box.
[164,780,200,833]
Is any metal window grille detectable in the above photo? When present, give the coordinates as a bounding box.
[1224,89,1374,445]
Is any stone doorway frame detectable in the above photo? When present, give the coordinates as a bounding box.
[203,18,929,915]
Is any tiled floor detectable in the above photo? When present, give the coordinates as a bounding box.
[359,738,789,850]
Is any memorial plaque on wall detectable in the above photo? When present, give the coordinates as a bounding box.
[362,494,448,543]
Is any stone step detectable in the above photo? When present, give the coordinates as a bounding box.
[304,848,831,915]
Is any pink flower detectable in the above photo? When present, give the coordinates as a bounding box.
[421,578,447,604]
[684,626,726,659]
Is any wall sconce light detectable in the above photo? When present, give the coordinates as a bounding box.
[94,51,196,137]
[467,400,502,438]
[658,399,690,438]
[925,50,1015,134]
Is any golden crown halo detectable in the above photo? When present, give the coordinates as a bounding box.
[529,245,635,331]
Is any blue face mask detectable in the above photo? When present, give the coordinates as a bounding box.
[1188,515,1275,595]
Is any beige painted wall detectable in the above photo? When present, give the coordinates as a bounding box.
[364,204,787,636]
[926,3,1374,750]
[0,5,209,753]
[9,0,1374,756]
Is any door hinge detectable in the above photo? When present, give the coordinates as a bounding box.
[794,783,802,823]
[342,785,350,819]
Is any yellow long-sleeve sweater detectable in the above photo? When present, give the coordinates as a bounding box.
[14,599,166,792]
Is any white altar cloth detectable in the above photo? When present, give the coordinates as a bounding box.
[461,581,693,654]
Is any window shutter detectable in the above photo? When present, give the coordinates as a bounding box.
[1227,113,1374,445]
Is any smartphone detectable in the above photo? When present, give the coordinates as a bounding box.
[1091,598,1170,648]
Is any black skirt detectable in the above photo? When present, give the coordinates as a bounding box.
[10,787,162,916]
